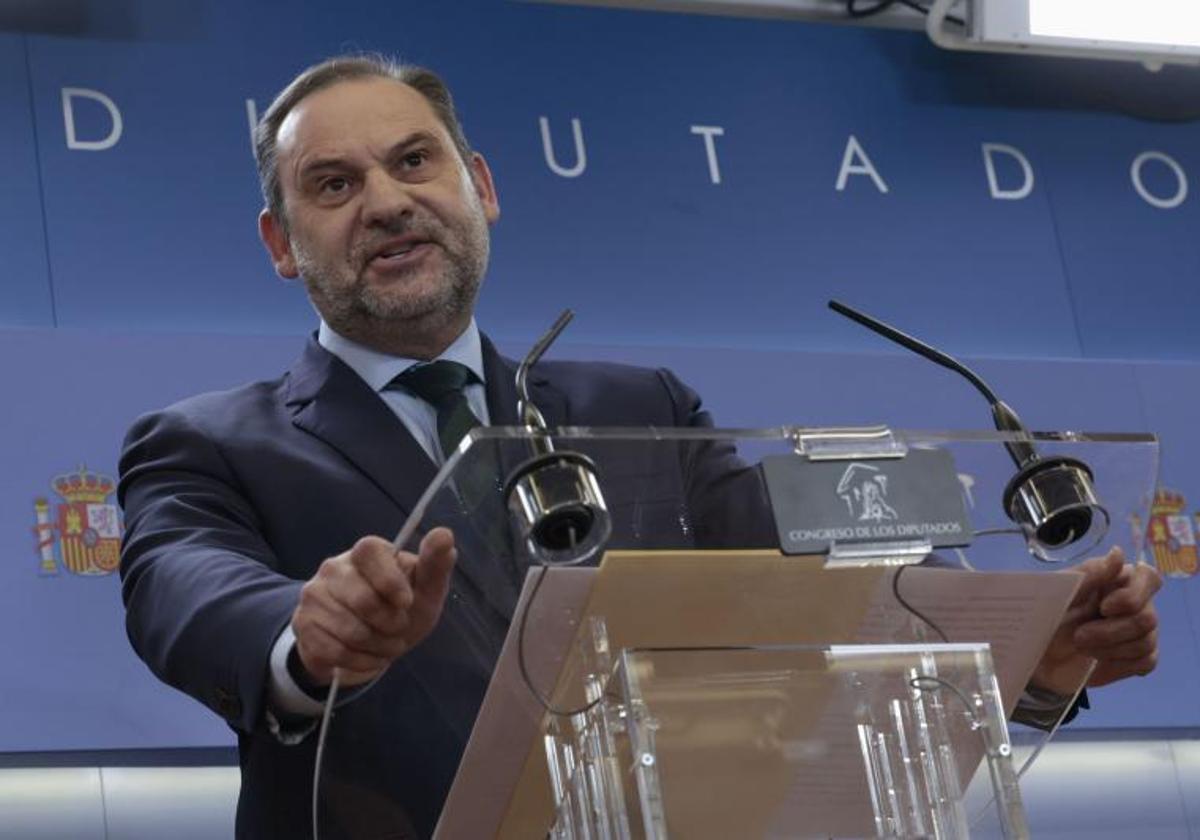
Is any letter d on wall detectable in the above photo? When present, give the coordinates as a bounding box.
[62,87,123,151]
[982,143,1034,200]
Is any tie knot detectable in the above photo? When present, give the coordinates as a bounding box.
[390,360,477,405]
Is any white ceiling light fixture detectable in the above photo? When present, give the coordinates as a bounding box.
[533,0,1200,67]
[930,0,1200,69]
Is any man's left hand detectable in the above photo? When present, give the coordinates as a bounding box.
[1031,546,1163,694]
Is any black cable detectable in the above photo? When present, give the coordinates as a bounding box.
[517,564,606,718]
[847,0,966,28]
[847,0,897,17]
[974,527,1025,538]
[892,564,950,643]
[909,675,982,725]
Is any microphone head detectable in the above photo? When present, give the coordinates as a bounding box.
[532,504,597,552]
[504,451,611,566]
[1003,455,1109,561]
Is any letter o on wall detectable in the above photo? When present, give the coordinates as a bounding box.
[1131,151,1188,209]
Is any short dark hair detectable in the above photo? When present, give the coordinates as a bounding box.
[253,55,473,225]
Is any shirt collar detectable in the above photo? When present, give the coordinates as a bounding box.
[317,319,486,393]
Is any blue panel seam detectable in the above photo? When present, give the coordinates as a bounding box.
[21,35,58,327]
[1043,171,1087,358]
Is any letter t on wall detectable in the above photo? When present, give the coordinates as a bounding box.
[690,125,725,185]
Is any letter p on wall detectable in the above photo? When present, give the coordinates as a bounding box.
[62,87,123,151]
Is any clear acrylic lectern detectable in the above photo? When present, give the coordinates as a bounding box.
[403,426,1158,839]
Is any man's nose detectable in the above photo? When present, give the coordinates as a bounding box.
[361,169,413,227]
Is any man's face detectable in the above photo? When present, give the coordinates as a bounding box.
[260,76,499,355]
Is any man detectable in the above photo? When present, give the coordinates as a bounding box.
[118,56,1161,839]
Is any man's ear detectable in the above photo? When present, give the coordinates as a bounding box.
[259,209,299,279]
[468,153,500,224]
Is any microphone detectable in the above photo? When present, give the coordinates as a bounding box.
[503,310,611,566]
[828,299,1106,559]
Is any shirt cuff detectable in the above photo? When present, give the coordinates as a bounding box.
[267,624,328,718]
[1012,685,1074,730]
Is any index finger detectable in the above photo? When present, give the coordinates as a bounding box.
[393,528,453,579]
[1069,546,1125,606]
[1099,562,1163,617]
[414,527,456,592]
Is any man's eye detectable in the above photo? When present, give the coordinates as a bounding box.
[402,150,428,169]
[320,177,350,194]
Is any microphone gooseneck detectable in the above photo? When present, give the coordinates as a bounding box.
[828,299,1038,469]
[516,309,574,435]
[828,299,1000,405]
[827,299,1106,559]
[503,309,611,567]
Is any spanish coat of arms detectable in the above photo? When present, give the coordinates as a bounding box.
[32,466,122,576]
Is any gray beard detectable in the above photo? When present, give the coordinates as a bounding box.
[295,217,489,345]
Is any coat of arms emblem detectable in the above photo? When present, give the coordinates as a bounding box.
[1133,487,1199,579]
[32,466,122,576]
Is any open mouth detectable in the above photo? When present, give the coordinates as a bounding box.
[370,240,432,267]
[379,243,418,259]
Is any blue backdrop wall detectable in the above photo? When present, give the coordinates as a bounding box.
[2,0,1198,752]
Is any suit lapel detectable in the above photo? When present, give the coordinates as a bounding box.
[285,338,437,524]
[284,336,574,624]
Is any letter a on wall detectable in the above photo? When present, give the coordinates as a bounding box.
[836,135,889,194]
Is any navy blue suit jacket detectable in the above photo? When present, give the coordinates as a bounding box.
[118,335,773,839]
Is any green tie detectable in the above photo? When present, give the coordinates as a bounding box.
[390,360,482,459]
